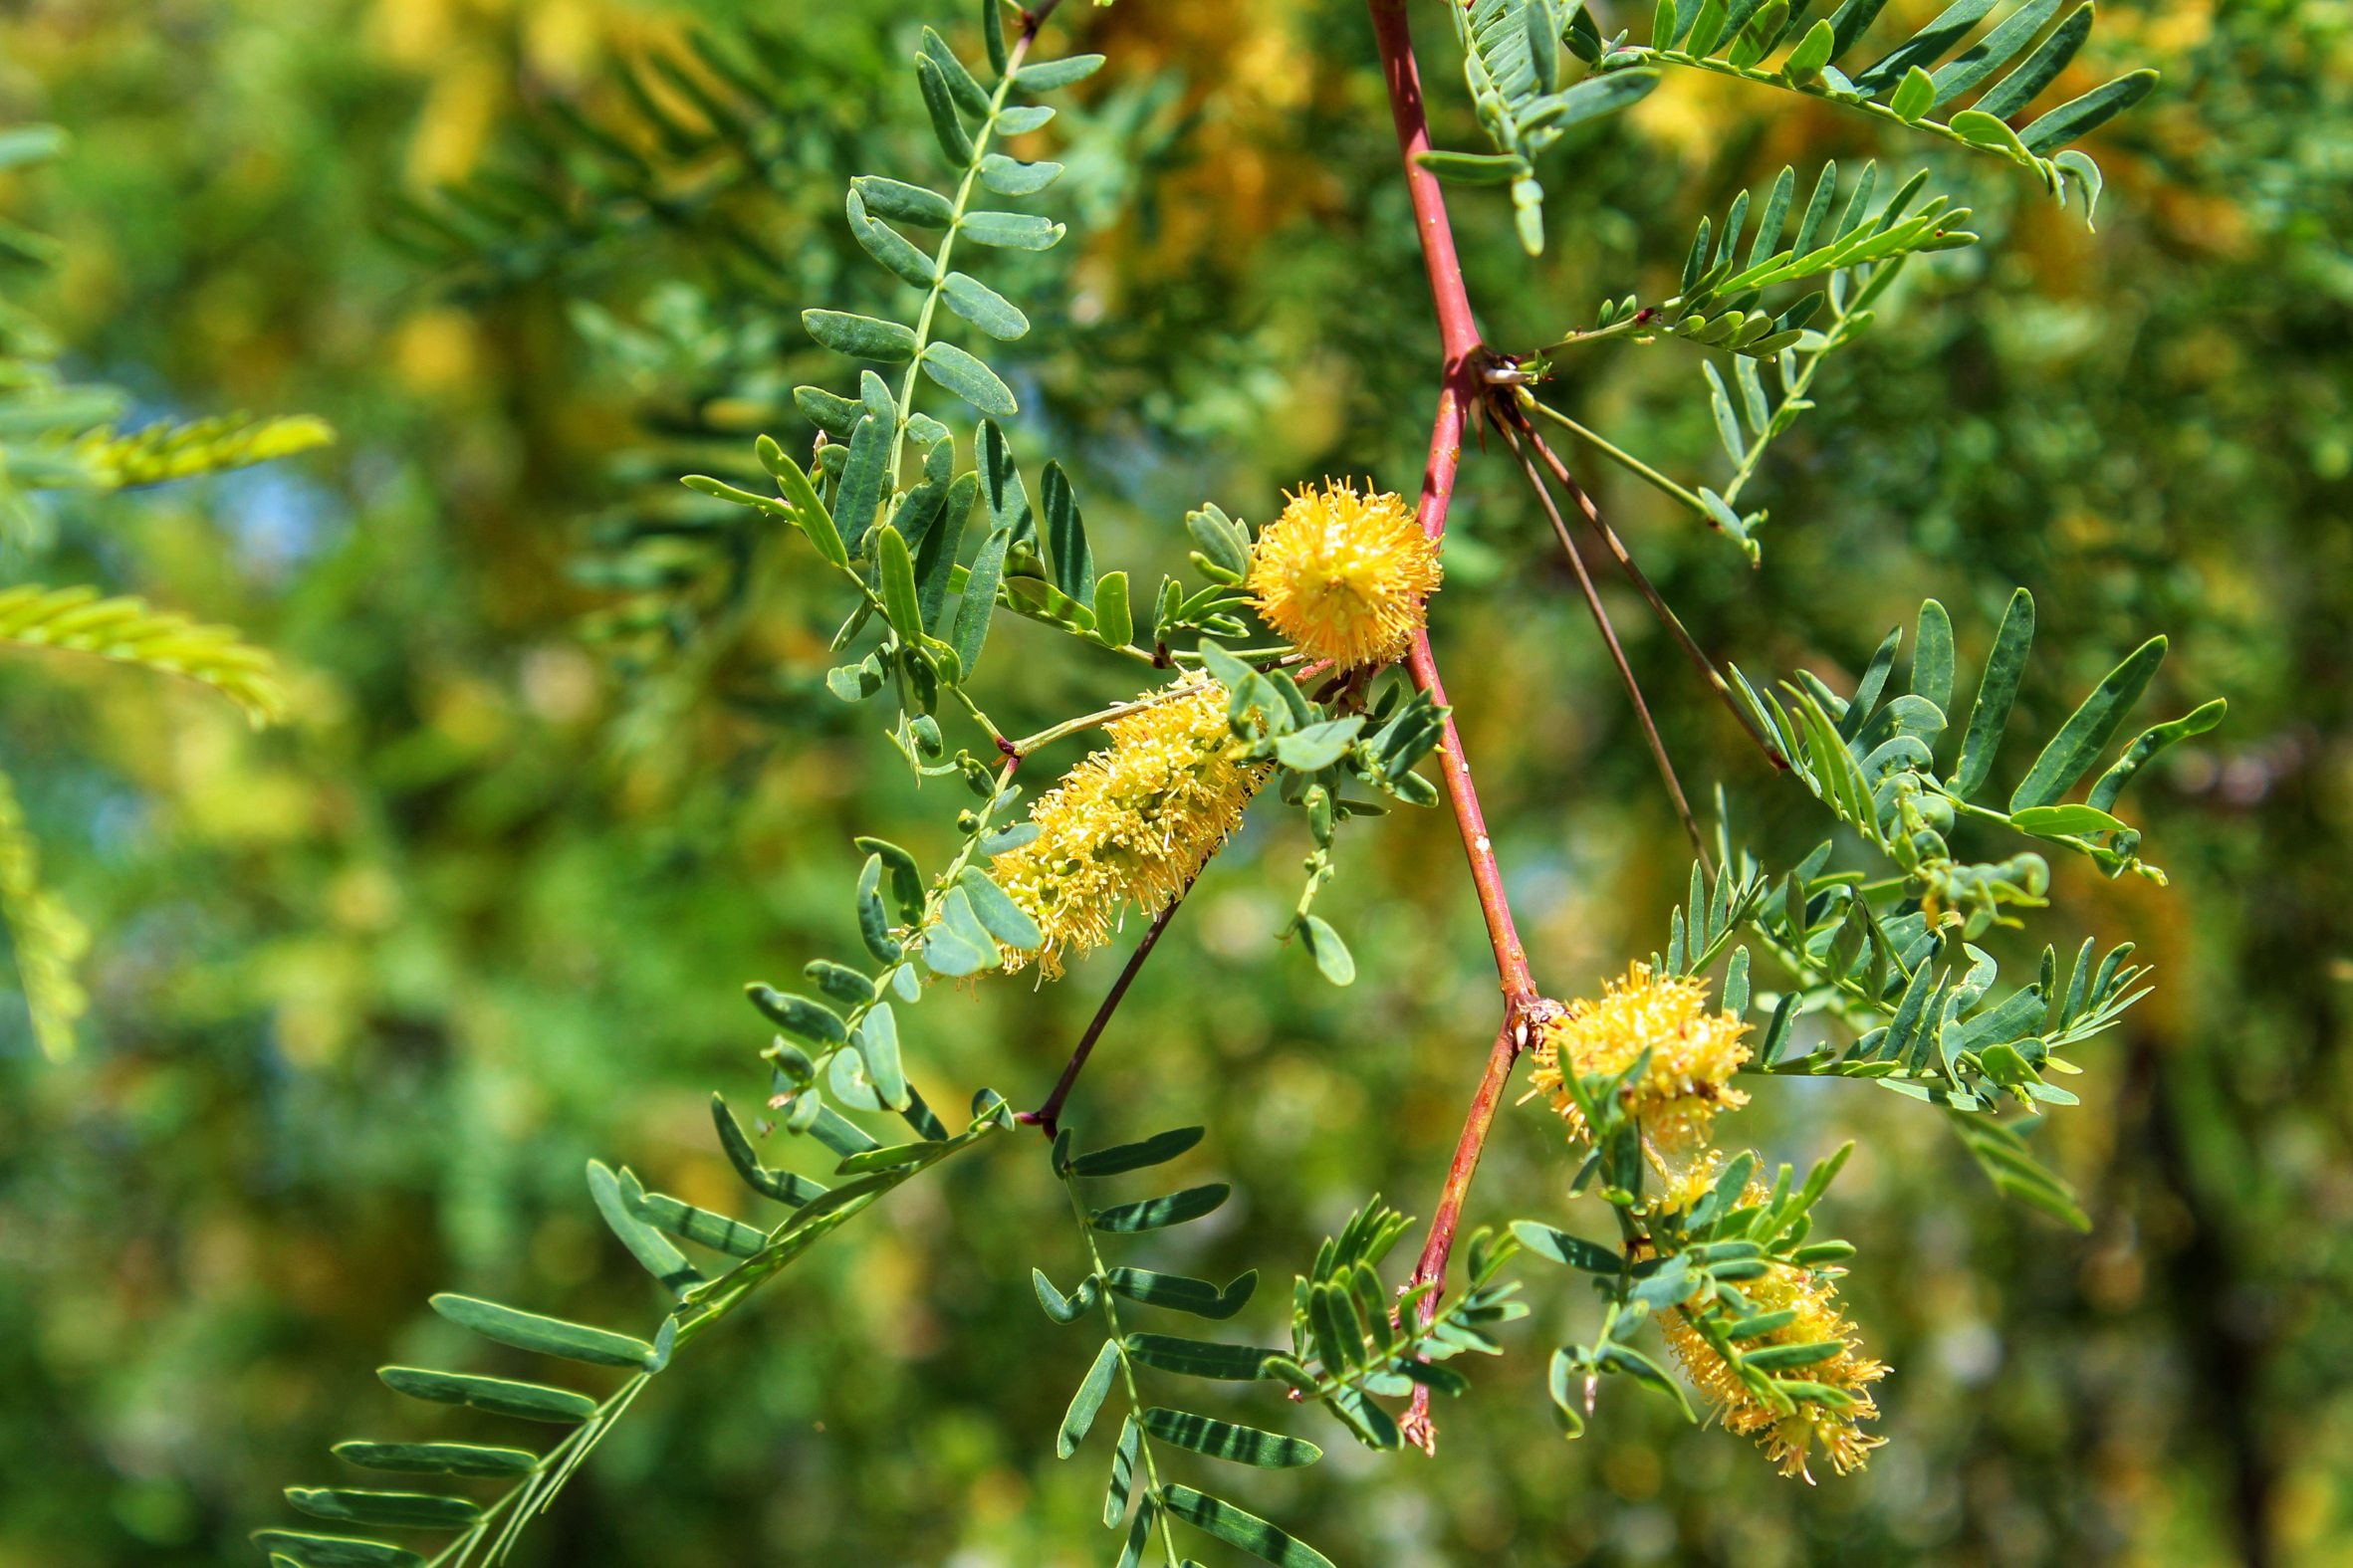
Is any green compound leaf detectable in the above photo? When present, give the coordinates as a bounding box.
[429,1294,656,1370]
[1090,1183,1231,1232]
[1070,1125,1204,1176]
[330,1442,537,1477]
[1159,1485,1336,1568]
[1142,1408,1321,1468]
[1059,1337,1121,1457]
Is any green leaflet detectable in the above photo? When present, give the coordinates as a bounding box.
[757,436,847,568]
[1273,717,1363,772]
[802,309,918,363]
[1975,3,2091,119]
[1017,53,1106,91]
[854,836,926,923]
[1116,1496,1159,1568]
[844,187,935,287]
[1299,916,1356,986]
[1090,1183,1231,1232]
[852,174,954,227]
[2007,635,2166,811]
[1059,1337,1121,1457]
[1929,0,2062,105]
[748,985,848,1047]
[286,1489,482,1530]
[939,270,1029,339]
[429,1293,656,1370]
[951,527,1011,677]
[1159,1485,1336,1568]
[856,1001,912,1112]
[876,524,922,637]
[2086,698,2227,812]
[1123,1333,1275,1380]
[1952,587,2034,800]
[979,153,1062,195]
[959,867,1044,949]
[249,1532,422,1568]
[1140,1408,1322,1468]
[587,1159,704,1295]
[915,55,973,164]
[1040,460,1094,606]
[2020,70,2162,154]
[330,1442,537,1477]
[377,1366,595,1424]
[620,1168,771,1258]
[1069,1125,1204,1176]
[1946,1109,2090,1230]
[1509,1220,1622,1272]
[1105,1266,1258,1320]
[1103,1415,1141,1525]
[1739,1340,1845,1371]
[922,341,1018,417]
[1854,0,1999,91]
[959,210,1064,249]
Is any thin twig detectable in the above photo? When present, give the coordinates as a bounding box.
[1521,396,1713,517]
[1494,412,1713,873]
[1021,889,1190,1137]
[1512,407,1789,771]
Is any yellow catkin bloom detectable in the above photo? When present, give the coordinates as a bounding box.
[1656,1198,1888,1480]
[1246,479,1442,671]
[992,682,1265,980]
[1527,962,1751,1196]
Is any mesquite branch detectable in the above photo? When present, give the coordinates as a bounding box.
[1365,0,1554,1452]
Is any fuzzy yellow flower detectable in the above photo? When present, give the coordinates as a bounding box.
[1656,1201,1888,1480]
[1527,963,1751,1198]
[992,681,1265,980]
[1246,479,1442,671]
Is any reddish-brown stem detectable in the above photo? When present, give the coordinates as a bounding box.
[1366,0,1545,1452]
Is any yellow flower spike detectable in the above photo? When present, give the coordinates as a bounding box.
[1655,1185,1889,1481]
[992,681,1267,980]
[1526,962,1752,1199]
[1246,479,1443,671]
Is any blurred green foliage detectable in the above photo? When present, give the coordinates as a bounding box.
[0,0,2346,1565]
